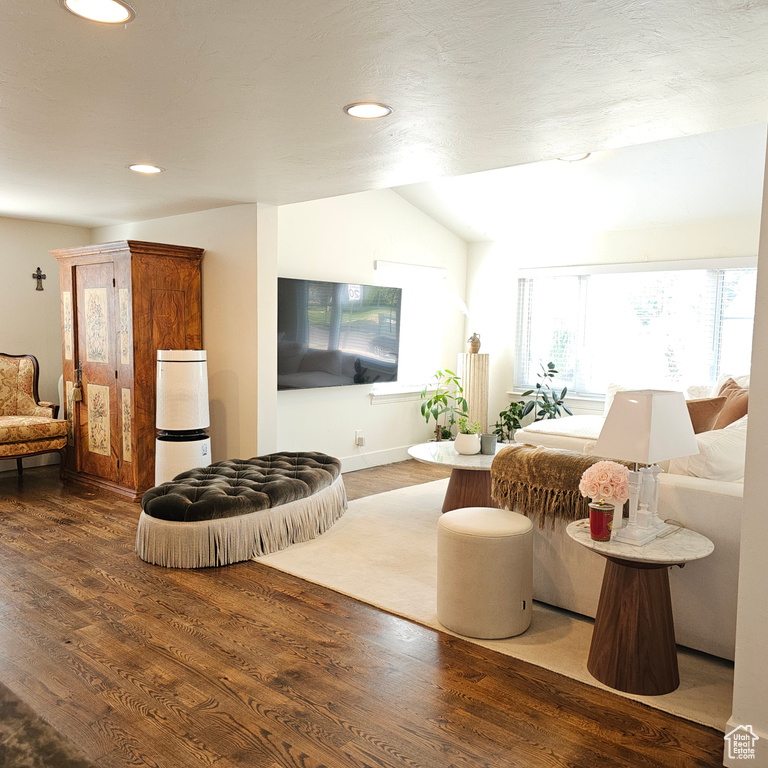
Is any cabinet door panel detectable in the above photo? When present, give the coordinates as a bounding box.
[75,262,119,482]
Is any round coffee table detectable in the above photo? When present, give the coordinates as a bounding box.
[567,519,714,695]
[407,441,505,513]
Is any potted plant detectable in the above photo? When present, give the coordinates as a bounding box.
[521,361,573,421]
[493,399,526,443]
[420,369,469,441]
[454,417,482,455]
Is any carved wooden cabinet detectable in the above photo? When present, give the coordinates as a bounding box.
[53,240,204,500]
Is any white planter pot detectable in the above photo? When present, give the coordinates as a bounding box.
[454,433,481,455]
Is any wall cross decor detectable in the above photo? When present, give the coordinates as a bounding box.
[32,267,46,291]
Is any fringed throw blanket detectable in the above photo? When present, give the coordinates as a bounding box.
[491,444,625,528]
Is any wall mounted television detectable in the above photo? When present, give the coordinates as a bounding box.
[277,277,402,391]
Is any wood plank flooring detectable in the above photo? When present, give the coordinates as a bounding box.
[342,459,450,500]
[0,462,726,767]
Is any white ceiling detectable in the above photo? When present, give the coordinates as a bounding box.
[2,1,768,228]
[394,123,768,241]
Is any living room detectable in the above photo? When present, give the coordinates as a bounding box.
[2,2,768,767]
[3,125,762,474]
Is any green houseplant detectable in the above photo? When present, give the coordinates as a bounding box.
[456,417,481,435]
[420,369,469,441]
[493,399,526,443]
[521,361,573,421]
[455,417,482,455]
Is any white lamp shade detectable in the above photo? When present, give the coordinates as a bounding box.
[156,349,210,430]
[594,390,698,464]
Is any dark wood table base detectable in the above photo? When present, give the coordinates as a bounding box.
[587,557,679,696]
[442,468,499,513]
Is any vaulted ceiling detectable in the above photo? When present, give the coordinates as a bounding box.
[2,1,768,228]
[394,123,767,241]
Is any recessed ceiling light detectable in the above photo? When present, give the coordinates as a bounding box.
[343,102,393,119]
[59,0,135,24]
[557,153,591,162]
[128,164,164,174]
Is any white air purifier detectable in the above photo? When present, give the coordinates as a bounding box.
[155,349,211,485]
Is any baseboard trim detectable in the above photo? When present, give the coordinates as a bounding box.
[340,445,412,473]
[723,717,767,766]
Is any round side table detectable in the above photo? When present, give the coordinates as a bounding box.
[567,519,714,696]
[407,441,504,513]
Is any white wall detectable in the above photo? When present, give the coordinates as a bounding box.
[256,203,279,454]
[0,216,92,472]
[725,150,768,766]
[96,204,262,463]
[466,216,762,425]
[277,189,468,470]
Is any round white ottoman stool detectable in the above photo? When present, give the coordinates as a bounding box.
[437,506,533,639]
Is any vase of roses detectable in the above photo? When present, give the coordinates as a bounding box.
[579,461,630,542]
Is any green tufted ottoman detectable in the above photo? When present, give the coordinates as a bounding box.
[136,451,347,568]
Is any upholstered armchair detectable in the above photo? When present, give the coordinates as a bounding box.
[0,354,67,476]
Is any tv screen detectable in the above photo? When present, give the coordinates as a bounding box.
[277,277,402,391]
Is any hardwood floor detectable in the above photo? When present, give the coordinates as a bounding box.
[0,462,725,767]
[342,459,450,500]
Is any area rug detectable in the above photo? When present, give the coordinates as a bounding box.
[256,478,733,731]
[0,679,96,768]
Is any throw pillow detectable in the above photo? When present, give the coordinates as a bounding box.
[686,384,712,400]
[709,373,750,397]
[714,378,749,429]
[686,397,727,434]
[668,415,748,482]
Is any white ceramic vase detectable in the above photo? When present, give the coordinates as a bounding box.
[454,433,481,455]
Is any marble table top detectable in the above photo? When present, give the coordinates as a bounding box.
[407,440,505,471]
[567,519,715,565]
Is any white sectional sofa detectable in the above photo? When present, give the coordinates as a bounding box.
[513,404,745,661]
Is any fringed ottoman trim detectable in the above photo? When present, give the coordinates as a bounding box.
[135,475,348,568]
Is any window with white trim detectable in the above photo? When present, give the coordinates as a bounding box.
[375,260,446,389]
[514,262,756,398]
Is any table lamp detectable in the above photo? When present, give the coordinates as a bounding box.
[593,390,698,545]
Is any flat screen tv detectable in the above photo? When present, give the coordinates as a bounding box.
[277,277,402,390]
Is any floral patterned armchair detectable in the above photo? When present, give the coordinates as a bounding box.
[0,354,67,476]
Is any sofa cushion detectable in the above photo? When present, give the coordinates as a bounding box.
[668,415,748,482]
[514,415,605,454]
[0,415,68,444]
[686,397,727,434]
[714,378,749,429]
[0,436,67,458]
[0,357,46,417]
[687,384,713,400]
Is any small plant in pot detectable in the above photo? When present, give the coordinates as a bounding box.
[420,369,469,441]
[454,417,482,455]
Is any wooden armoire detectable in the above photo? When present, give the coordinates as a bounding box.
[53,240,204,500]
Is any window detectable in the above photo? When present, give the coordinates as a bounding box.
[515,262,757,397]
[375,260,446,388]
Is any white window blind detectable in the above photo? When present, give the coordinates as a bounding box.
[514,264,757,397]
[375,260,446,388]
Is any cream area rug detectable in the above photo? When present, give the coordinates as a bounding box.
[256,479,733,731]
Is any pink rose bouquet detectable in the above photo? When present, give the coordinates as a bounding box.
[579,461,629,505]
